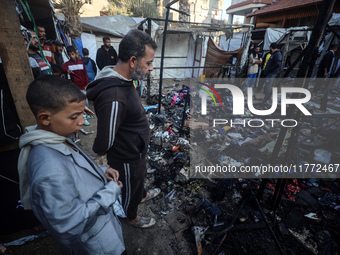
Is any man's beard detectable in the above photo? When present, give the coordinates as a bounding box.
[29,43,39,51]
[130,61,147,80]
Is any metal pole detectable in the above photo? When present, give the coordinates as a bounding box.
[240,27,253,69]
[158,7,170,113]
[147,18,152,101]
[158,0,180,113]
[296,0,336,79]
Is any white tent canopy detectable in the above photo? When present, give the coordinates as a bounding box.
[264,27,311,52]
[219,32,246,52]
[80,15,160,39]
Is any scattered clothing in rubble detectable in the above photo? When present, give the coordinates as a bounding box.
[319,193,340,213]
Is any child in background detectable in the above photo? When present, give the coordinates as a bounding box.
[63,46,91,125]
[82,48,97,82]
[18,75,125,255]
[62,46,89,92]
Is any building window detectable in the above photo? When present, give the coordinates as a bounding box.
[85,0,92,4]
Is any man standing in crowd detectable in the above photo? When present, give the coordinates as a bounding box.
[87,29,160,228]
[245,45,262,95]
[313,44,339,95]
[28,30,51,76]
[54,39,65,67]
[23,29,41,78]
[261,50,272,77]
[82,48,97,82]
[96,36,118,70]
[36,25,56,65]
[317,44,338,78]
[262,43,282,104]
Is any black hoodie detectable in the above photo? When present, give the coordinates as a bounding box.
[86,77,150,163]
[96,45,118,70]
[263,49,282,76]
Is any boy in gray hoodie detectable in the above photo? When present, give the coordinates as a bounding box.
[18,75,125,255]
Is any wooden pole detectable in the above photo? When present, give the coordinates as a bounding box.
[279,32,290,78]
[296,0,336,80]
[0,0,35,139]
[257,0,337,202]
[282,15,286,28]
[320,47,340,111]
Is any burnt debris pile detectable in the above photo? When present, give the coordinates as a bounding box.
[143,81,340,255]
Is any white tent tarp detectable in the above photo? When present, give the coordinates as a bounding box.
[219,32,245,51]
[81,15,138,37]
[328,13,340,27]
[81,32,97,64]
[80,15,160,39]
[263,28,285,51]
[263,27,311,53]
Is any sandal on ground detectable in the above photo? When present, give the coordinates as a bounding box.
[127,217,156,228]
[141,188,161,203]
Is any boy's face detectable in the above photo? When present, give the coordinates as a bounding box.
[68,51,77,61]
[39,100,85,137]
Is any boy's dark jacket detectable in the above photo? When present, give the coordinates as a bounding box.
[317,50,335,77]
[86,77,150,163]
[96,46,118,70]
[263,49,282,76]
[82,57,97,75]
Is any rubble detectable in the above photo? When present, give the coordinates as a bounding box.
[143,79,340,254]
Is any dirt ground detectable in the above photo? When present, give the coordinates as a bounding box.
[0,101,195,255]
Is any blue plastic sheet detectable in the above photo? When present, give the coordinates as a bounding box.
[73,38,84,58]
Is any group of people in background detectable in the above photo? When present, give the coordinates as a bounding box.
[245,40,339,106]
[244,42,282,106]
[25,26,119,89]
[24,27,122,125]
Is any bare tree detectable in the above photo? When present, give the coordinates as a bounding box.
[53,0,84,40]
[108,0,161,18]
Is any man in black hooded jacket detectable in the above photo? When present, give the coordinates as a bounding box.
[87,30,160,229]
[96,37,118,70]
[262,43,282,103]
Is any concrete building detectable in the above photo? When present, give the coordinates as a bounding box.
[53,0,110,17]
[79,0,110,17]
[226,0,271,24]
[189,0,224,23]
[165,0,224,24]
